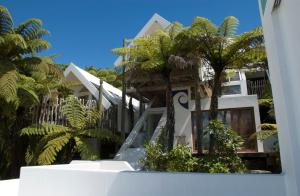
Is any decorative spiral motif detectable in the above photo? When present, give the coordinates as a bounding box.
[172,89,189,110]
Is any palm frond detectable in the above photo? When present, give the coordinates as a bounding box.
[14,19,49,41]
[191,17,217,34]
[81,128,121,143]
[26,39,51,53]
[0,67,18,103]
[62,96,86,129]
[74,136,99,160]
[37,133,71,165]
[0,6,13,34]
[218,16,239,37]
[2,33,27,50]
[21,123,69,136]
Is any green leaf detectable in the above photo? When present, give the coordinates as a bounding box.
[74,136,99,160]
[0,68,18,103]
[38,133,71,165]
[218,16,239,37]
[0,6,13,34]
[62,96,86,129]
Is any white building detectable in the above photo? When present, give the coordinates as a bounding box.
[57,14,273,169]
[4,2,300,195]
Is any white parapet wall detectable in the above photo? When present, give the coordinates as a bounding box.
[258,0,300,196]
[0,179,19,196]
[17,162,286,196]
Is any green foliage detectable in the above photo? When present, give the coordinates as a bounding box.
[142,143,167,171]
[21,96,120,165]
[143,120,245,173]
[142,143,197,172]
[0,5,67,179]
[113,22,185,152]
[85,66,122,88]
[250,123,278,151]
[166,145,198,172]
[208,120,244,154]
[204,120,246,173]
[208,162,230,173]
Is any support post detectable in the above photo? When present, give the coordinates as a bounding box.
[98,79,103,128]
[121,38,127,142]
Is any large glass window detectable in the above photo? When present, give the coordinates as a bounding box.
[192,107,257,152]
[222,85,241,95]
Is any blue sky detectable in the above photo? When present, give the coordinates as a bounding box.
[2,0,262,69]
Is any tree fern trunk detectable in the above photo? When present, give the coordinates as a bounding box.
[209,71,222,154]
[166,75,175,152]
[194,66,203,155]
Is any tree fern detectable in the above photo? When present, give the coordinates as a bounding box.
[74,136,98,160]
[62,96,86,129]
[218,16,239,37]
[0,68,17,103]
[21,123,69,136]
[14,18,49,41]
[22,95,119,165]
[0,6,13,34]
[81,128,120,143]
[38,133,72,165]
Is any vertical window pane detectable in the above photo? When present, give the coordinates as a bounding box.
[192,107,257,152]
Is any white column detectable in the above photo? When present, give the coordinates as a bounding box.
[258,0,300,196]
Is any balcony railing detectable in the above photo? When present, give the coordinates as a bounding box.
[247,79,268,98]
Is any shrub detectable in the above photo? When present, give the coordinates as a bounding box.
[142,143,197,172]
[166,145,198,172]
[142,120,246,173]
[142,143,167,171]
[204,120,246,173]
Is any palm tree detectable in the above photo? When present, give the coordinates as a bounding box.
[189,16,266,153]
[21,96,119,165]
[0,5,52,105]
[113,23,184,151]
[0,5,63,178]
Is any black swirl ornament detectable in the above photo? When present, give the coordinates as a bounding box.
[172,89,189,110]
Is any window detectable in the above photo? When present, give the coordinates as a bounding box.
[221,85,241,95]
[192,107,257,152]
[224,72,240,82]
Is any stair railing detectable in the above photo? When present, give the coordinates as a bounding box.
[114,99,154,159]
[150,109,167,143]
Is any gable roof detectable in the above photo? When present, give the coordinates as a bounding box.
[114,13,171,66]
[64,63,139,110]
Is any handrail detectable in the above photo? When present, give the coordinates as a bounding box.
[114,99,155,158]
[150,109,167,143]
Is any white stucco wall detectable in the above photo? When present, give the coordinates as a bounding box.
[259,0,300,195]
[17,163,286,196]
[173,86,263,152]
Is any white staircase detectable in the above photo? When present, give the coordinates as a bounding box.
[114,106,167,170]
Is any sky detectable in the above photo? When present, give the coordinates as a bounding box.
[1,0,262,69]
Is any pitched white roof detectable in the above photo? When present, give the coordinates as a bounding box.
[64,63,139,110]
[114,13,171,66]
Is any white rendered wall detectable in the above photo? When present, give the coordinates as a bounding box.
[0,179,19,196]
[259,0,300,195]
[173,86,263,152]
[18,164,286,196]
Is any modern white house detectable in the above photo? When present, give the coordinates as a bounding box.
[2,1,300,195]
[54,13,274,170]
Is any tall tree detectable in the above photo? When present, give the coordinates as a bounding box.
[0,6,63,178]
[113,23,184,151]
[189,16,265,153]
